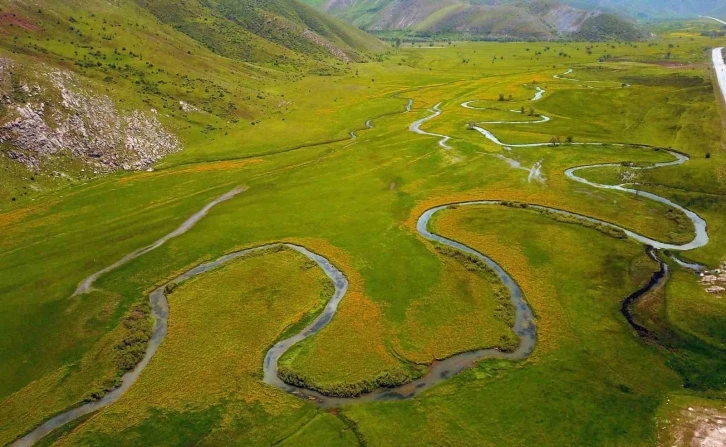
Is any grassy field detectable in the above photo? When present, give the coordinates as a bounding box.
[41,247,355,445]
[1,13,726,446]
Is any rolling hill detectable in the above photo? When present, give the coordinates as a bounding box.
[303,0,647,40]
[135,0,387,62]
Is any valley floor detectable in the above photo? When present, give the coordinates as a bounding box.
[2,28,726,447]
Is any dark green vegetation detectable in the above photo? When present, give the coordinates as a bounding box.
[1,0,726,444]
[500,201,629,239]
[631,267,726,393]
[434,244,517,330]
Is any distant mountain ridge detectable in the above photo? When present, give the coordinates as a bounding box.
[303,0,647,40]
[560,0,726,20]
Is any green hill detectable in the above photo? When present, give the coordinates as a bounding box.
[562,0,726,20]
[136,0,387,62]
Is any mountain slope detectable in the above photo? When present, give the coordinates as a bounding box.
[0,0,385,203]
[304,0,646,40]
[136,0,387,62]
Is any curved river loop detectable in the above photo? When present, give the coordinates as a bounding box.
[13,57,723,445]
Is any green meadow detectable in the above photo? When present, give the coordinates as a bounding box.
[1,11,726,446]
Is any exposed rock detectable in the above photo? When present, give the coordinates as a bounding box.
[270,14,351,62]
[179,101,201,113]
[621,170,639,183]
[702,275,719,284]
[301,28,351,62]
[699,260,726,295]
[0,58,181,174]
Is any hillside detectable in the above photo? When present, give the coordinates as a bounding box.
[136,0,387,62]
[303,0,647,40]
[0,0,385,203]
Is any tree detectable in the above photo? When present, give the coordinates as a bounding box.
[520,106,525,114]
[566,136,573,144]
[549,136,561,146]
[498,93,505,101]
[393,38,401,49]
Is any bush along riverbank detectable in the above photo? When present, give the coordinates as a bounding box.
[499,201,628,240]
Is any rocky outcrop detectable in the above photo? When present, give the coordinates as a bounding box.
[0,58,181,174]
[542,5,600,34]
[301,28,351,62]
[700,261,726,295]
[269,13,352,62]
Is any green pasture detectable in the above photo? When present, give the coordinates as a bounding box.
[1,21,726,447]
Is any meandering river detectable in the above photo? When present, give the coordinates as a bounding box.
[14,51,724,446]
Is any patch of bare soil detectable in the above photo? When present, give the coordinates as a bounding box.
[0,13,37,31]
[665,406,726,447]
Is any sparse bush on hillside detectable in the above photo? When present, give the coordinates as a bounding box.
[570,14,646,42]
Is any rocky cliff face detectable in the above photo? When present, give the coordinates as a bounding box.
[0,57,181,175]
[542,5,600,34]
